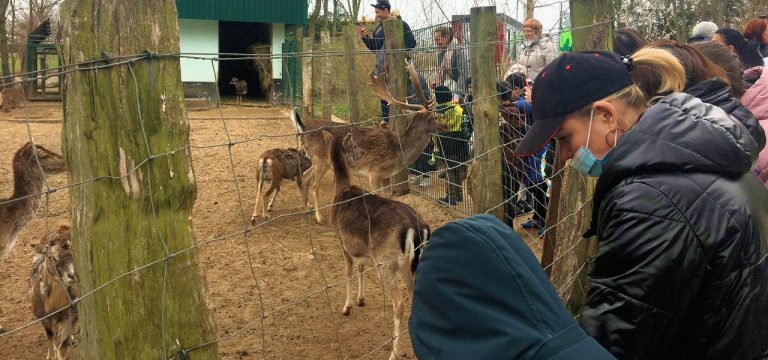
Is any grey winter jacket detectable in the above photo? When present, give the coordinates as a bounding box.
[518,34,559,79]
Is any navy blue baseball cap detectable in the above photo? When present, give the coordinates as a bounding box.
[371,0,391,10]
[513,51,633,156]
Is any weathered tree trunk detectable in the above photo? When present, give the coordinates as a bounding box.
[322,0,330,32]
[549,0,614,314]
[343,25,359,123]
[383,18,409,196]
[9,0,15,75]
[0,0,11,86]
[332,0,339,34]
[59,1,218,358]
[569,0,614,52]
[711,0,726,28]
[469,6,504,220]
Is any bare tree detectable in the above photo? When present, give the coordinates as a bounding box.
[308,0,323,40]
[526,0,535,19]
[346,0,362,22]
[0,0,11,85]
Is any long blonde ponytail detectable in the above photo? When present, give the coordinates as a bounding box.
[631,47,687,97]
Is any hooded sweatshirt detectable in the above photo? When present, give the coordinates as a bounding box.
[410,214,615,360]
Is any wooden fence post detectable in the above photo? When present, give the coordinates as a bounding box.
[469,6,504,220]
[540,151,563,278]
[548,0,614,314]
[343,25,360,123]
[383,18,410,196]
[321,29,332,120]
[302,33,313,118]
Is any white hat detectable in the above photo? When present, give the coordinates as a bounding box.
[504,63,527,78]
[691,21,718,38]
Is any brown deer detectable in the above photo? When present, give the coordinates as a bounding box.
[1,142,66,260]
[292,62,447,223]
[328,133,429,360]
[29,224,77,360]
[229,77,248,104]
[249,148,312,223]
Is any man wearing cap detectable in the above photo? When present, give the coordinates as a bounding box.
[358,0,417,119]
[357,0,417,75]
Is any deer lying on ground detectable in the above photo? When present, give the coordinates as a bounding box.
[328,133,429,360]
[292,62,447,223]
[1,142,66,260]
[249,148,312,223]
[229,77,248,104]
[29,224,77,360]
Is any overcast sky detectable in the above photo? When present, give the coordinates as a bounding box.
[355,0,567,32]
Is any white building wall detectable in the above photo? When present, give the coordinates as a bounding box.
[178,19,218,83]
[271,23,285,79]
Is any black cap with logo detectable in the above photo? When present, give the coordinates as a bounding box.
[513,51,633,156]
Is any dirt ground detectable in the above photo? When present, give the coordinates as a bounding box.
[0,101,542,359]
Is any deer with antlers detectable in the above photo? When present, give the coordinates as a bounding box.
[292,61,448,223]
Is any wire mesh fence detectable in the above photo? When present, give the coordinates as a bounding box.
[0,9,599,360]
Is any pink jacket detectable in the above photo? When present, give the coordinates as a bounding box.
[742,67,768,187]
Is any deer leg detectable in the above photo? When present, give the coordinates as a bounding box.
[55,319,73,360]
[267,185,280,211]
[311,166,328,224]
[262,181,280,220]
[300,167,314,209]
[44,326,54,360]
[295,179,306,209]
[250,164,266,224]
[357,263,366,306]
[382,263,404,360]
[342,250,355,315]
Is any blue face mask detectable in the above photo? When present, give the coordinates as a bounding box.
[570,109,617,177]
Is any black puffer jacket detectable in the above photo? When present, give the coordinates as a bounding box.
[685,78,766,151]
[580,93,768,359]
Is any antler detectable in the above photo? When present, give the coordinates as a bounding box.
[405,60,433,110]
[370,71,426,111]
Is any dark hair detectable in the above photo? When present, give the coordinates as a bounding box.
[435,26,453,41]
[434,85,453,104]
[686,35,710,44]
[505,73,526,90]
[613,28,648,56]
[743,18,768,44]
[691,42,746,98]
[715,28,764,68]
[633,40,728,98]
[496,81,513,101]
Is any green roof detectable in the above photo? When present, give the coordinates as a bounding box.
[176,0,308,24]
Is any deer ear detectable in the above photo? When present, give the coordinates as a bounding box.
[31,244,48,255]
[321,130,334,145]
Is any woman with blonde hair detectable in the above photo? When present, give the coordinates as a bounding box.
[410,48,768,359]
[511,49,768,358]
